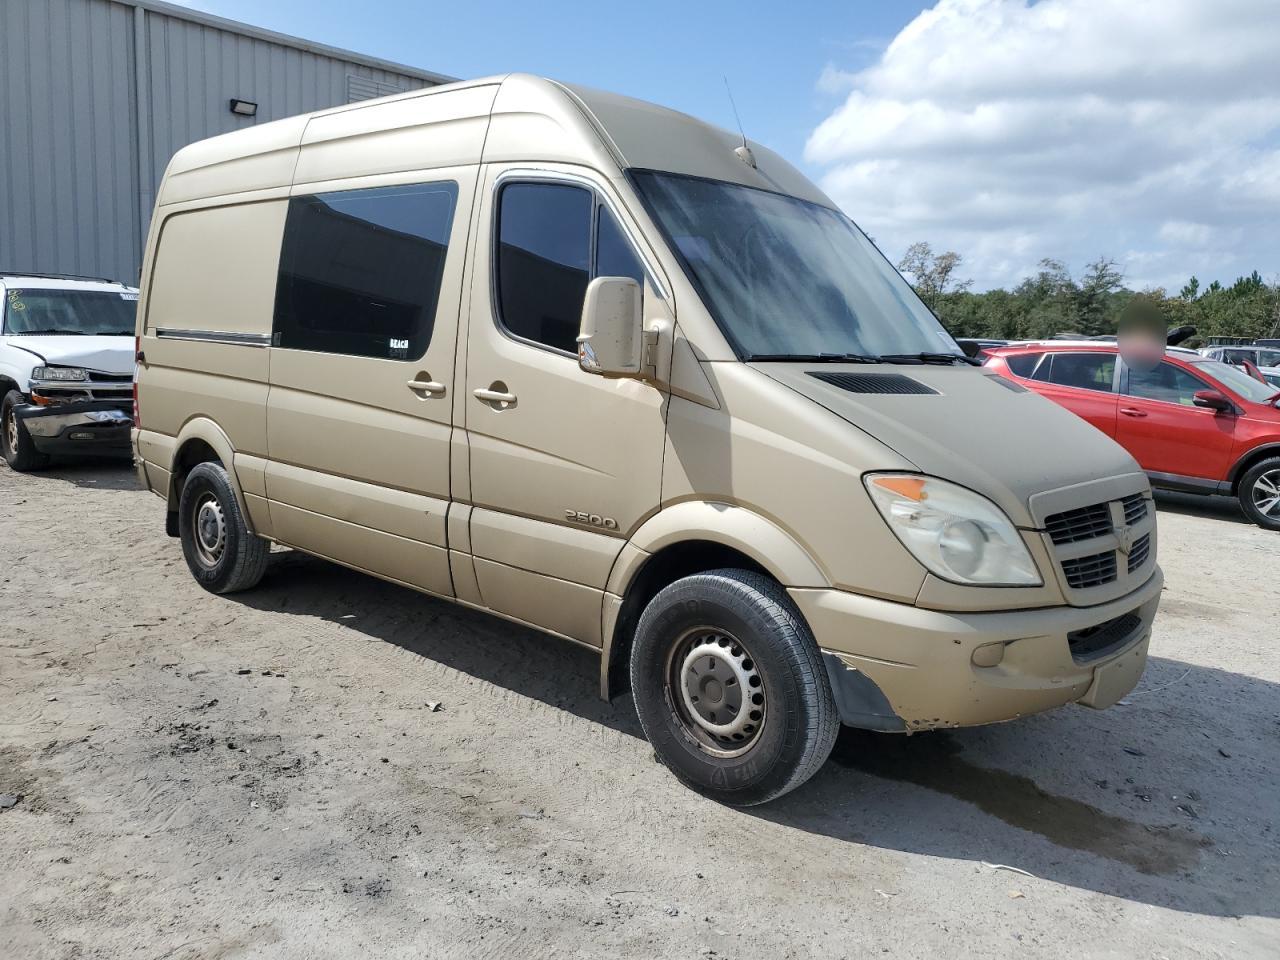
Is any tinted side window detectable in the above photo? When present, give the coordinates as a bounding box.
[1127,361,1208,406]
[1041,353,1116,392]
[595,206,645,286]
[496,183,649,354]
[274,182,458,360]
[1004,353,1041,377]
[497,183,593,354]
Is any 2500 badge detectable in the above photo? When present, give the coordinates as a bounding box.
[565,509,618,530]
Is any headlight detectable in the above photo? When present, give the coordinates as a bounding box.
[864,474,1042,586]
[31,366,88,381]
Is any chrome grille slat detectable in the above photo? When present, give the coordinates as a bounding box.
[1061,550,1118,588]
[1044,503,1112,544]
[1127,533,1151,573]
[1121,494,1148,525]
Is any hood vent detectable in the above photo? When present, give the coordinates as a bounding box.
[807,371,939,396]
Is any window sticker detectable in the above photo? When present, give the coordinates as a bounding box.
[7,289,26,311]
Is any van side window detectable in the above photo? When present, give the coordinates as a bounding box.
[274,181,458,360]
[496,182,592,353]
[495,182,646,354]
[595,206,645,286]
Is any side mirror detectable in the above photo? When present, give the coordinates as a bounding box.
[578,276,642,377]
[1192,389,1232,413]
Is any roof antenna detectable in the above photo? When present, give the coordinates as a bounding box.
[723,76,757,169]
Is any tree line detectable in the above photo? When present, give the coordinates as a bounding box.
[896,242,1280,344]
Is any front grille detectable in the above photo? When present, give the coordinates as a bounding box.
[1045,503,1112,544]
[1068,611,1143,663]
[1122,494,1148,525]
[1127,534,1151,573]
[1061,550,1118,588]
[1040,486,1155,596]
[33,370,133,406]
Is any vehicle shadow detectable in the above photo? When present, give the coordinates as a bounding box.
[6,459,141,491]
[234,549,1278,921]
[1153,488,1250,524]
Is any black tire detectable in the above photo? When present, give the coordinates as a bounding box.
[1,390,50,472]
[178,461,270,593]
[1238,456,1280,531]
[629,568,839,806]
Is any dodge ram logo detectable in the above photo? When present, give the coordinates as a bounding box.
[1114,525,1135,556]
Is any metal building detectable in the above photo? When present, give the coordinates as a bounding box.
[1,0,452,283]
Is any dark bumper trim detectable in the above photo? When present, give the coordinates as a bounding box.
[821,652,906,732]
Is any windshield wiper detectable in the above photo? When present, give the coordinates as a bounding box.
[878,352,981,366]
[12,329,85,336]
[747,352,882,363]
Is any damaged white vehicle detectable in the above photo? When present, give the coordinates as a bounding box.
[1,274,137,471]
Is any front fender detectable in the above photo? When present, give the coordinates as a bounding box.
[598,501,831,699]
[606,500,830,597]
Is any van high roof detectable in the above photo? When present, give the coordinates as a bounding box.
[156,74,833,211]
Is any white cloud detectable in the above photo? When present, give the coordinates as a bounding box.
[805,0,1280,291]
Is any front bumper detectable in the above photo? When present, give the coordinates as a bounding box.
[16,400,133,457]
[790,565,1163,731]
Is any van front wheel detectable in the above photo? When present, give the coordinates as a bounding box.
[629,568,838,806]
[178,461,269,594]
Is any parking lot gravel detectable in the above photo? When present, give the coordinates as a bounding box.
[1,461,1277,959]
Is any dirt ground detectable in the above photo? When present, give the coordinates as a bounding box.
[0,460,1276,960]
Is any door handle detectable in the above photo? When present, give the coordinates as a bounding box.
[406,379,446,395]
[473,387,517,404]
[1120,407,1148,418]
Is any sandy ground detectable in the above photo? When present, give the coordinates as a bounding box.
[0,459,1277,960]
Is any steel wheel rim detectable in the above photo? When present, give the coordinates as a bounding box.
[664,626,767,758]
[192,493,227,567]
[1253,468,1280,518]
[3,407,16,455]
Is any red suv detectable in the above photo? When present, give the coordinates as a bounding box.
[985,343,1280,529]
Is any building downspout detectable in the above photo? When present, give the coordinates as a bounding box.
[131,3,153,284]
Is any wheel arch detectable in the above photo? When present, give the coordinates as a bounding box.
[1228,442,1280,494]
[166,418,253,536]
[599,501,830,700]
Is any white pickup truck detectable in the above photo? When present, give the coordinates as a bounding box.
[1,274,138,471]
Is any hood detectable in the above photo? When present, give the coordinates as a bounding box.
[3,335,135,376]
[753,362,1142,526]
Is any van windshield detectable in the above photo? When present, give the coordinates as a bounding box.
[630,170,961,361]
[3,288,137,336]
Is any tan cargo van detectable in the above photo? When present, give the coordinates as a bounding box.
[133,74,1161,804]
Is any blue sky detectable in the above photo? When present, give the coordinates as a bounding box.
[180,1,1280,294]
[180,0,923,178]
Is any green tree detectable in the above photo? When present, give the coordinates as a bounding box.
[896,242,973,310]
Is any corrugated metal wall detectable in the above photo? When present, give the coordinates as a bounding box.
[0,0,439,284]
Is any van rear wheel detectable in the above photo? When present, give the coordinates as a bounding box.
[629,568,838,806]
[178,461,270,593]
